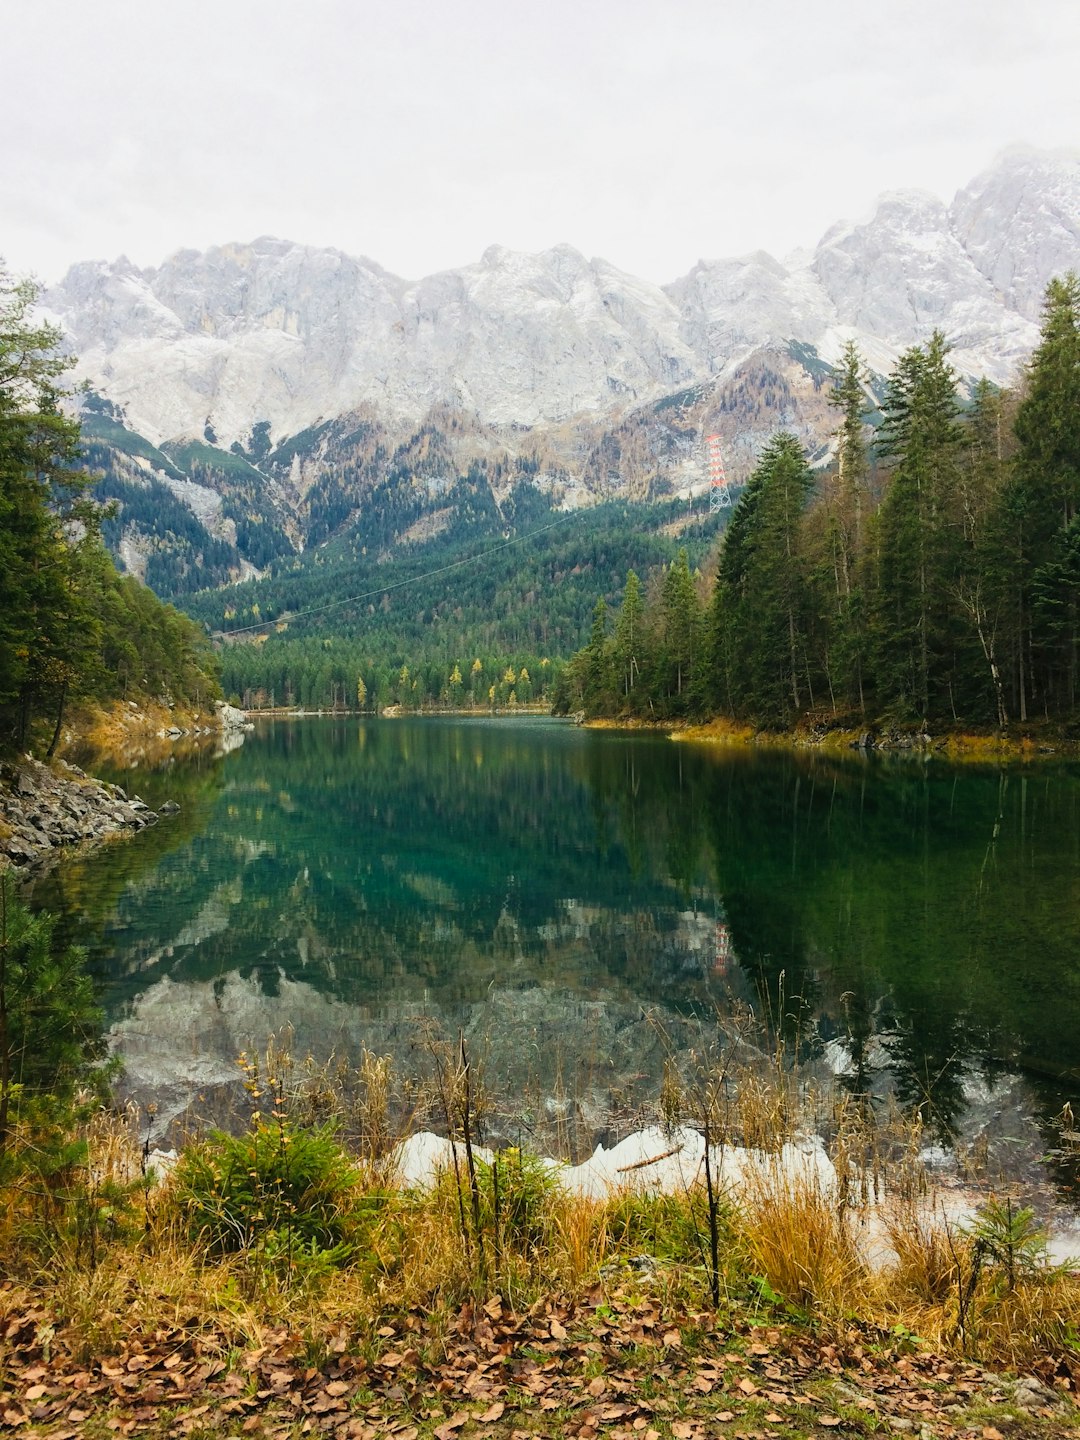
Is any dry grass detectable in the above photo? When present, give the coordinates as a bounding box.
[3,1037,1080,1376]
[65,698,217,767]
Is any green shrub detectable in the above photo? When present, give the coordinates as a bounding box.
[477,1146,560,1253]
[173,1118,368,1264]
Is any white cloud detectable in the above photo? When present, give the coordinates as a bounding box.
[3,0,1079,283]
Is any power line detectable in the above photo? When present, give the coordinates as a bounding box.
[214,509,581,638]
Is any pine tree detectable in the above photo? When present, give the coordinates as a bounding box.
[659,550,700,712]
[707,434,813,726]
[613,569,644,699]
[820,341,872,713]
[583,598,614,713]
[1009,273,1080,714]
[0,271,94,749]
[872,332,964,721]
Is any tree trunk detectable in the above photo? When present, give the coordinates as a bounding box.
[46,681,67,760]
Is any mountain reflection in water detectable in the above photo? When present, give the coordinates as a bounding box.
[30,717,1080,1187]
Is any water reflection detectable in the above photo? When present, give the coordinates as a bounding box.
[29,719,1080,1181]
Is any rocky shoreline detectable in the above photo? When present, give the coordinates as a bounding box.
[0,755,166,869]
[0,703,252,871]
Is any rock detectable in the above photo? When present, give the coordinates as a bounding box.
[1011,1376,1057,1411]
[216,702,253,733]
[0,756,161,868]
[159,800,181,815]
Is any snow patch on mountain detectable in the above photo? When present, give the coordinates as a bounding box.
[44,149,1080,452]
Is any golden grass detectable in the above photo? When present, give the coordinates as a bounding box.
[4,1044,1080,1375]
[64,698,219,767]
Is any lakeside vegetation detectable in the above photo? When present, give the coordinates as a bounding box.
[3,855,1080,1435]
[556,277,1080,741]
[0,269,221,759]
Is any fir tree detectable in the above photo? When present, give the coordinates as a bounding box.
[872,332,964,720]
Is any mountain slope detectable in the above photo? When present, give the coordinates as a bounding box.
[47,148,1079,455]
[37,147,1080,599]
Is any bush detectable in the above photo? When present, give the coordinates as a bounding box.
[476,1146,560,1253]
[172,1118,369,1265]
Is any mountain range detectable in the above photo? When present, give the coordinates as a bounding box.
[40,145,1080,592]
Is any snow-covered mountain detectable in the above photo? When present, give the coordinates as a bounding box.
[38,147,1080,594]
[47,148,1080,455]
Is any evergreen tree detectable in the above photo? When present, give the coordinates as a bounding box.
[659,549,700,712]
[1010,273,1080,714]
[613,569,644,699]
[808,341,872,715]
[872,332,964,720]
[708,434,814,725]
[952,380,1013,727]
[0,271,93,748]
[583,598,614,713]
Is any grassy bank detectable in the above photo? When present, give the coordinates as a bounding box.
[665,717,1080,761]
[2,1039,1079,1439]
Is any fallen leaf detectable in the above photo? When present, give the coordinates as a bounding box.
[433,1411,470,1440]
[737,1377,757,1395]
[478,1401,505,1423]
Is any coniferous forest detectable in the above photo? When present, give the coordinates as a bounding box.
[4,264,1078,740]
[0,271,221,755]
[557,276,1080,735]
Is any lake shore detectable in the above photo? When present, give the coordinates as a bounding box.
[0,701,250,870]
[3,1085,1080,1439]
[585,714,1080,760]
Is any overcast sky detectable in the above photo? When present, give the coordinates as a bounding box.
[3,0,1079,286]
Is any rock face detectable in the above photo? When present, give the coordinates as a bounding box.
[0,756,160,869]
[217,702,254,733]
[46,149,1080,453]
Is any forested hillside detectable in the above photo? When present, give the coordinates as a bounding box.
[558,276,1080,735]
[0,272,221,756]
[182,488,727,711]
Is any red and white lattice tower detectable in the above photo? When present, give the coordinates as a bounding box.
[705,433,733,513]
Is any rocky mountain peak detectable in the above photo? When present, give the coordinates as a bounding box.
[43,147,1080,452]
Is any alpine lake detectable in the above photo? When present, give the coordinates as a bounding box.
[29,715,1080,1212]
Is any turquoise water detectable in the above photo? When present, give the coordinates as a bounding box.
[32,717,1080,1171]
